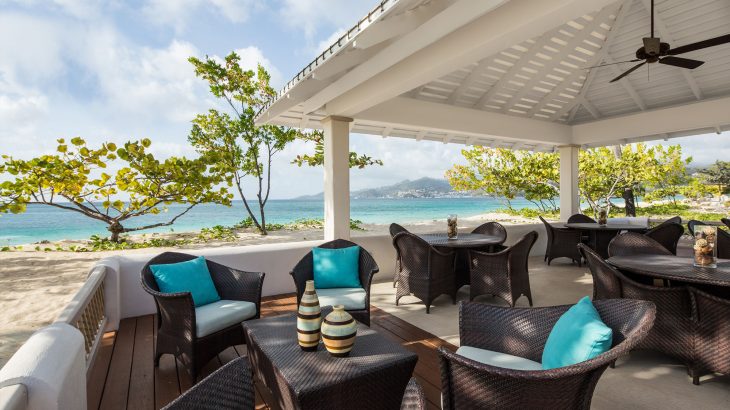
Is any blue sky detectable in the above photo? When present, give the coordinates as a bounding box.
[1,0,728,199]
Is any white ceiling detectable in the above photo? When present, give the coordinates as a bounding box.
[257,0,730,151]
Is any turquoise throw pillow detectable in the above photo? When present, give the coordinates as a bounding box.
[312,246,361,289]
[542,296,613,369]
[150,256,221,307]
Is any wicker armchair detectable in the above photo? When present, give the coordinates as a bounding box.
[539,216,583,265]
[581,244,695,374]
[291,239,379,326]
[644,222,684,255]
[471,221,507,252]
[607,232,672,257]
[390,223,410,287]
[688,219,730,259]
[567,213,596,224]
[722,217,730,229]
[393,231,457,313]
[141,252,265,382]
[690,287,730,385]
[438,299,655,410]
[163,357,254,410]
[400,378,427,410]
[468,231,538,306]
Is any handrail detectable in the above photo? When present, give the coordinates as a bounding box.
[56,265,107,376]
[0,384,27,410]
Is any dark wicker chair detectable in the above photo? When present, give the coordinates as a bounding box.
[291,239,379,326]
[722,217,730,229]
[141,252,265,382]
[163,357,254,410]
[471,221,507,252]
[539,216,583,265]
[390,223,410,287]
[690,287,730,385]
[567,213,596,224]
[468,231,538,306]
[607,232,673,257]
[688,219,730,259]
[400,378,427,410]
[580,244,695,375]
[393,231,457,313]
[644,222,684,255]
[438,299,655,410]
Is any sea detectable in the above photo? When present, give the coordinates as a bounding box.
[0,197,539,246]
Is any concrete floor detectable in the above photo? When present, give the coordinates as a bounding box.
[370,256,730,410]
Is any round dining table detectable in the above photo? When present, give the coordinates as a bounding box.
[564,223,648,258]
[418,232,505,289]
[607,254,730,298]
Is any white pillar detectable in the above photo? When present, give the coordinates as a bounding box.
[322,116,352,240]
[558,144,580,222]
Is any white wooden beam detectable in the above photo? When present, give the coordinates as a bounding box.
[519,5,617,118]
[606,55,647,111]
[572,95,730,145]
[639,0,703,100]
[352,1,451,49]
[356,96,572,145]
[446,61,486,105]
[308,0,617,117]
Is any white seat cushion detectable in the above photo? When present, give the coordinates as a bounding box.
[316,288,367,310]
[195,300,257,338]
[456,346,543,371]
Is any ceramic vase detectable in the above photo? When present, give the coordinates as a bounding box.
[297,280,321,351]
[321,305,358,357]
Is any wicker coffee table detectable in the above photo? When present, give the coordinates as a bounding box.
[243,313,418,410]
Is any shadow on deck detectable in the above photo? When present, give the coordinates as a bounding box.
[87,294,453,410]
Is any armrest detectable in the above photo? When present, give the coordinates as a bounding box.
[212,267,265,317]
[163,357,254,409]
[400,378,426,410]
[153,291,196,341]
[290,253,314,302]
[358,249,379,304]
[459,302,568,361]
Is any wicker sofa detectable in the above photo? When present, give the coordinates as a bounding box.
[438,299,655,409]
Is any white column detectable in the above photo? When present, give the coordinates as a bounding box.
[558,144,580,222]
[322,116,352,240]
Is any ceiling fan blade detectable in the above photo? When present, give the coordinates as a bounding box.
[584,59,642,69]
[659,56,704,69]
[609,61,646,83]
[668,34,730,55]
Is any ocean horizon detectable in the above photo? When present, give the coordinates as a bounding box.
[0,197,538,246]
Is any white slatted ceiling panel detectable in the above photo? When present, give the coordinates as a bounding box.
[406,0,730,126]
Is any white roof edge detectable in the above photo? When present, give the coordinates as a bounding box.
[255,0,405,122]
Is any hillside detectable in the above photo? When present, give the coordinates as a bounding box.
[293,177,476,200]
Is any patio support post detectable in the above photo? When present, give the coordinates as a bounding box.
[558,144,580,221]
[322,116,353,240]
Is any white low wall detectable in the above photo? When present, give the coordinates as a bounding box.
[0,324,86,410]
[101,223,546,330]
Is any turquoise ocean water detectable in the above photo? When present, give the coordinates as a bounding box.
[0,197,538,246]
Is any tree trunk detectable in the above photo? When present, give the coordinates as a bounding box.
[623,187,636,217]
[108,221,123,242]
[259,206,268,235]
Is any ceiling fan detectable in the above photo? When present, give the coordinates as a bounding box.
[588,0,730,83]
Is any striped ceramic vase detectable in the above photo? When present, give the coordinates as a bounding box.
[321,305,358,357]
[297,280,321,351]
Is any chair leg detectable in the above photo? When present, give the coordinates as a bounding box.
[609,359,616,369]
[154,351,162,367]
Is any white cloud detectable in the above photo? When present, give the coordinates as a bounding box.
[278,0,373,49]
[142,0,258,32]
[233,46,284,89]
[0,0,104,19]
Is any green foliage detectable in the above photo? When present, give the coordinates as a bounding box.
[633,203,727,222]
[0,137,230,242]
[291,130,383,169]
[496,208,560,219]
[198,225,237,241]
[446,147,559,212]
[696,161,730,194]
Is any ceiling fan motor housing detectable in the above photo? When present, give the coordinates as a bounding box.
[637,38,670,61]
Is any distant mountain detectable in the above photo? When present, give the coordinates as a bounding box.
[293,177,478,200]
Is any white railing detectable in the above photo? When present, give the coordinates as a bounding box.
[0,385,27,410]
[56,265,107,375]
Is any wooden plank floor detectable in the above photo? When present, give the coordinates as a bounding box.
[88,293,455,410]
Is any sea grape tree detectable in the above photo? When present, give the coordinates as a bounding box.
[0,137,231,242]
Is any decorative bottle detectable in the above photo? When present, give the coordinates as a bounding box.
[297,280,321,351]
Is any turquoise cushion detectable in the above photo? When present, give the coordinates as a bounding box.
[312,246,361,289]
[542,297,613,369]
[150,256,221,307]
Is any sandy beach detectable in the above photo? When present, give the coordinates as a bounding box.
[0,212,533,367]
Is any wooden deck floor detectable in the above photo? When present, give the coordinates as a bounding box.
[87,293,455,410]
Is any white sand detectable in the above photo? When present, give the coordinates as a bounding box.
[0,213,537,367]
